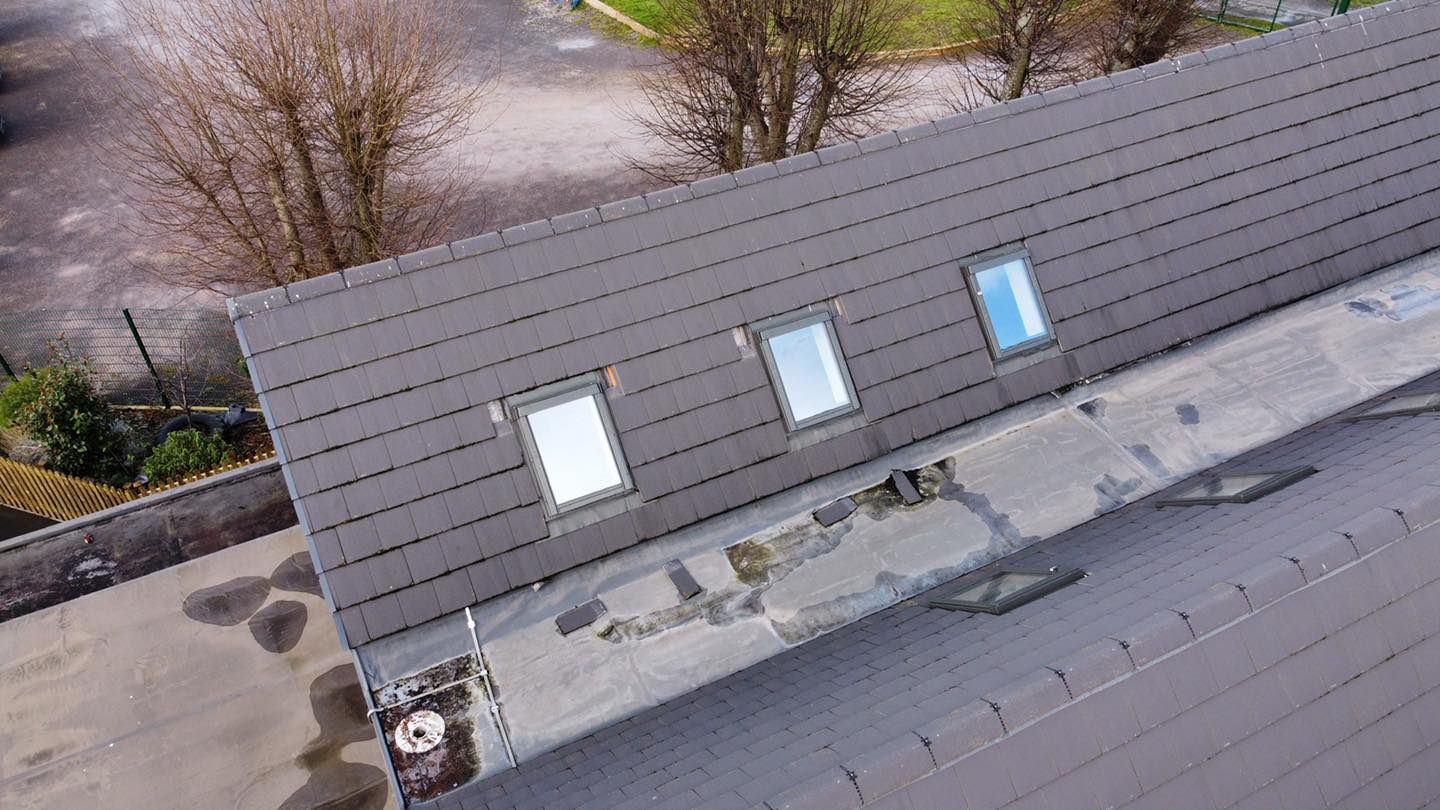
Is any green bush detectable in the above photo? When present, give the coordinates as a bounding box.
[143,429,234,484]
[0,368,49,428]
[12,349,123,479]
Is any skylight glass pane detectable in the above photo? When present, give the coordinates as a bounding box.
[1361,393,1440,417]
[976,258,1049,350]
[929,567,1085,613]
[769,322,853,423]
[1185,474,1275,499]
[528,394,622,506]
[949,571,1049,604]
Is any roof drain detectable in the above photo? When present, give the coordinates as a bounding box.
[468,606,518,768]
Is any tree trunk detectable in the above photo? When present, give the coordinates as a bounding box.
[1002,9,1036,100]
[264,162,307,279]
[281,109,340,275]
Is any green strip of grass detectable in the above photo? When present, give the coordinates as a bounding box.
[597,0,977,49]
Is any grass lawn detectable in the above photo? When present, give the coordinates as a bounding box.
[596,0,977,50]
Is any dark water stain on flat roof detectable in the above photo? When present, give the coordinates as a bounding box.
[271,552,324,598]
[248,599,309,653]
[181,576,271,626]
[283,664,386,810]
[278,761,389,810]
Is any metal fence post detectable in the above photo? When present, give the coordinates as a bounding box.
[122,309,172,408]
[0,352,15,381]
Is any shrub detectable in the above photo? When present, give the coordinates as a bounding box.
[143,428,234,484]
[12,349,123,479]
[0,368,49,428]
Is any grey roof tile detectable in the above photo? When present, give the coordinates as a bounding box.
[467,558,509,602]
[396,581,443,626]
[369,548,413,594]
[359,593,406,638]
[432,569,477,612]
[402,536,449,583]
[323,562,377,607]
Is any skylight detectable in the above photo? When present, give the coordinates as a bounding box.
[964,250,1055,360]
[1155,466,1315,506]
[929,567,1085,614]
[754,310,860,431]
[512,378,633,516]
[1350,393,1440,420]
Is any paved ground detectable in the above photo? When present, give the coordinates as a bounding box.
[0,525,397,810]
[0,0,950,313]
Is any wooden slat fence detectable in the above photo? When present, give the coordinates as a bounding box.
[0,457,130,521]
[0,449,278,524]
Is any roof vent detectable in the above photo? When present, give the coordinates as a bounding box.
[664,560,703,600]
[813,497,857,527]
[556,598,607,635]
[890,470,923,505]
[1155,466,1315,507]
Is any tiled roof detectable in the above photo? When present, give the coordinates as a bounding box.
[432,371,1440,810]
[232,0,1440,647]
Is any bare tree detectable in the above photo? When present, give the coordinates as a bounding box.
[101,0,484,293]
[1086,0,1206,73]
[949,0,1080,106]
[628,0,919,182]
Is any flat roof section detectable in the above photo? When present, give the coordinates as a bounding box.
[444,370,1440,810]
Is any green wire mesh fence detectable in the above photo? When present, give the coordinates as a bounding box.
[0,308,254,407]
[1199,0,1350,32]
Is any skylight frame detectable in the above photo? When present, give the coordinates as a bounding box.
[1347,393,1440,420]
[753,308,861,433]
[1154,466,1317,507]
[929,567,1086,614]
[962,248,1057,362]
[510,376,635,517]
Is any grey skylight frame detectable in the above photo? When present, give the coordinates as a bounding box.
[929,567,1085,614]
[962,248,1057,361]
[1347,393,1440,420]
[509,376,635,517]
[753,308,861,433]
[1154,466,1317,507]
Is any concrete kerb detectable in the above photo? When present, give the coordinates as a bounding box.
[780,484,1440,808]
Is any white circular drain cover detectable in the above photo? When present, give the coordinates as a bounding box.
[395,710,446,754]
